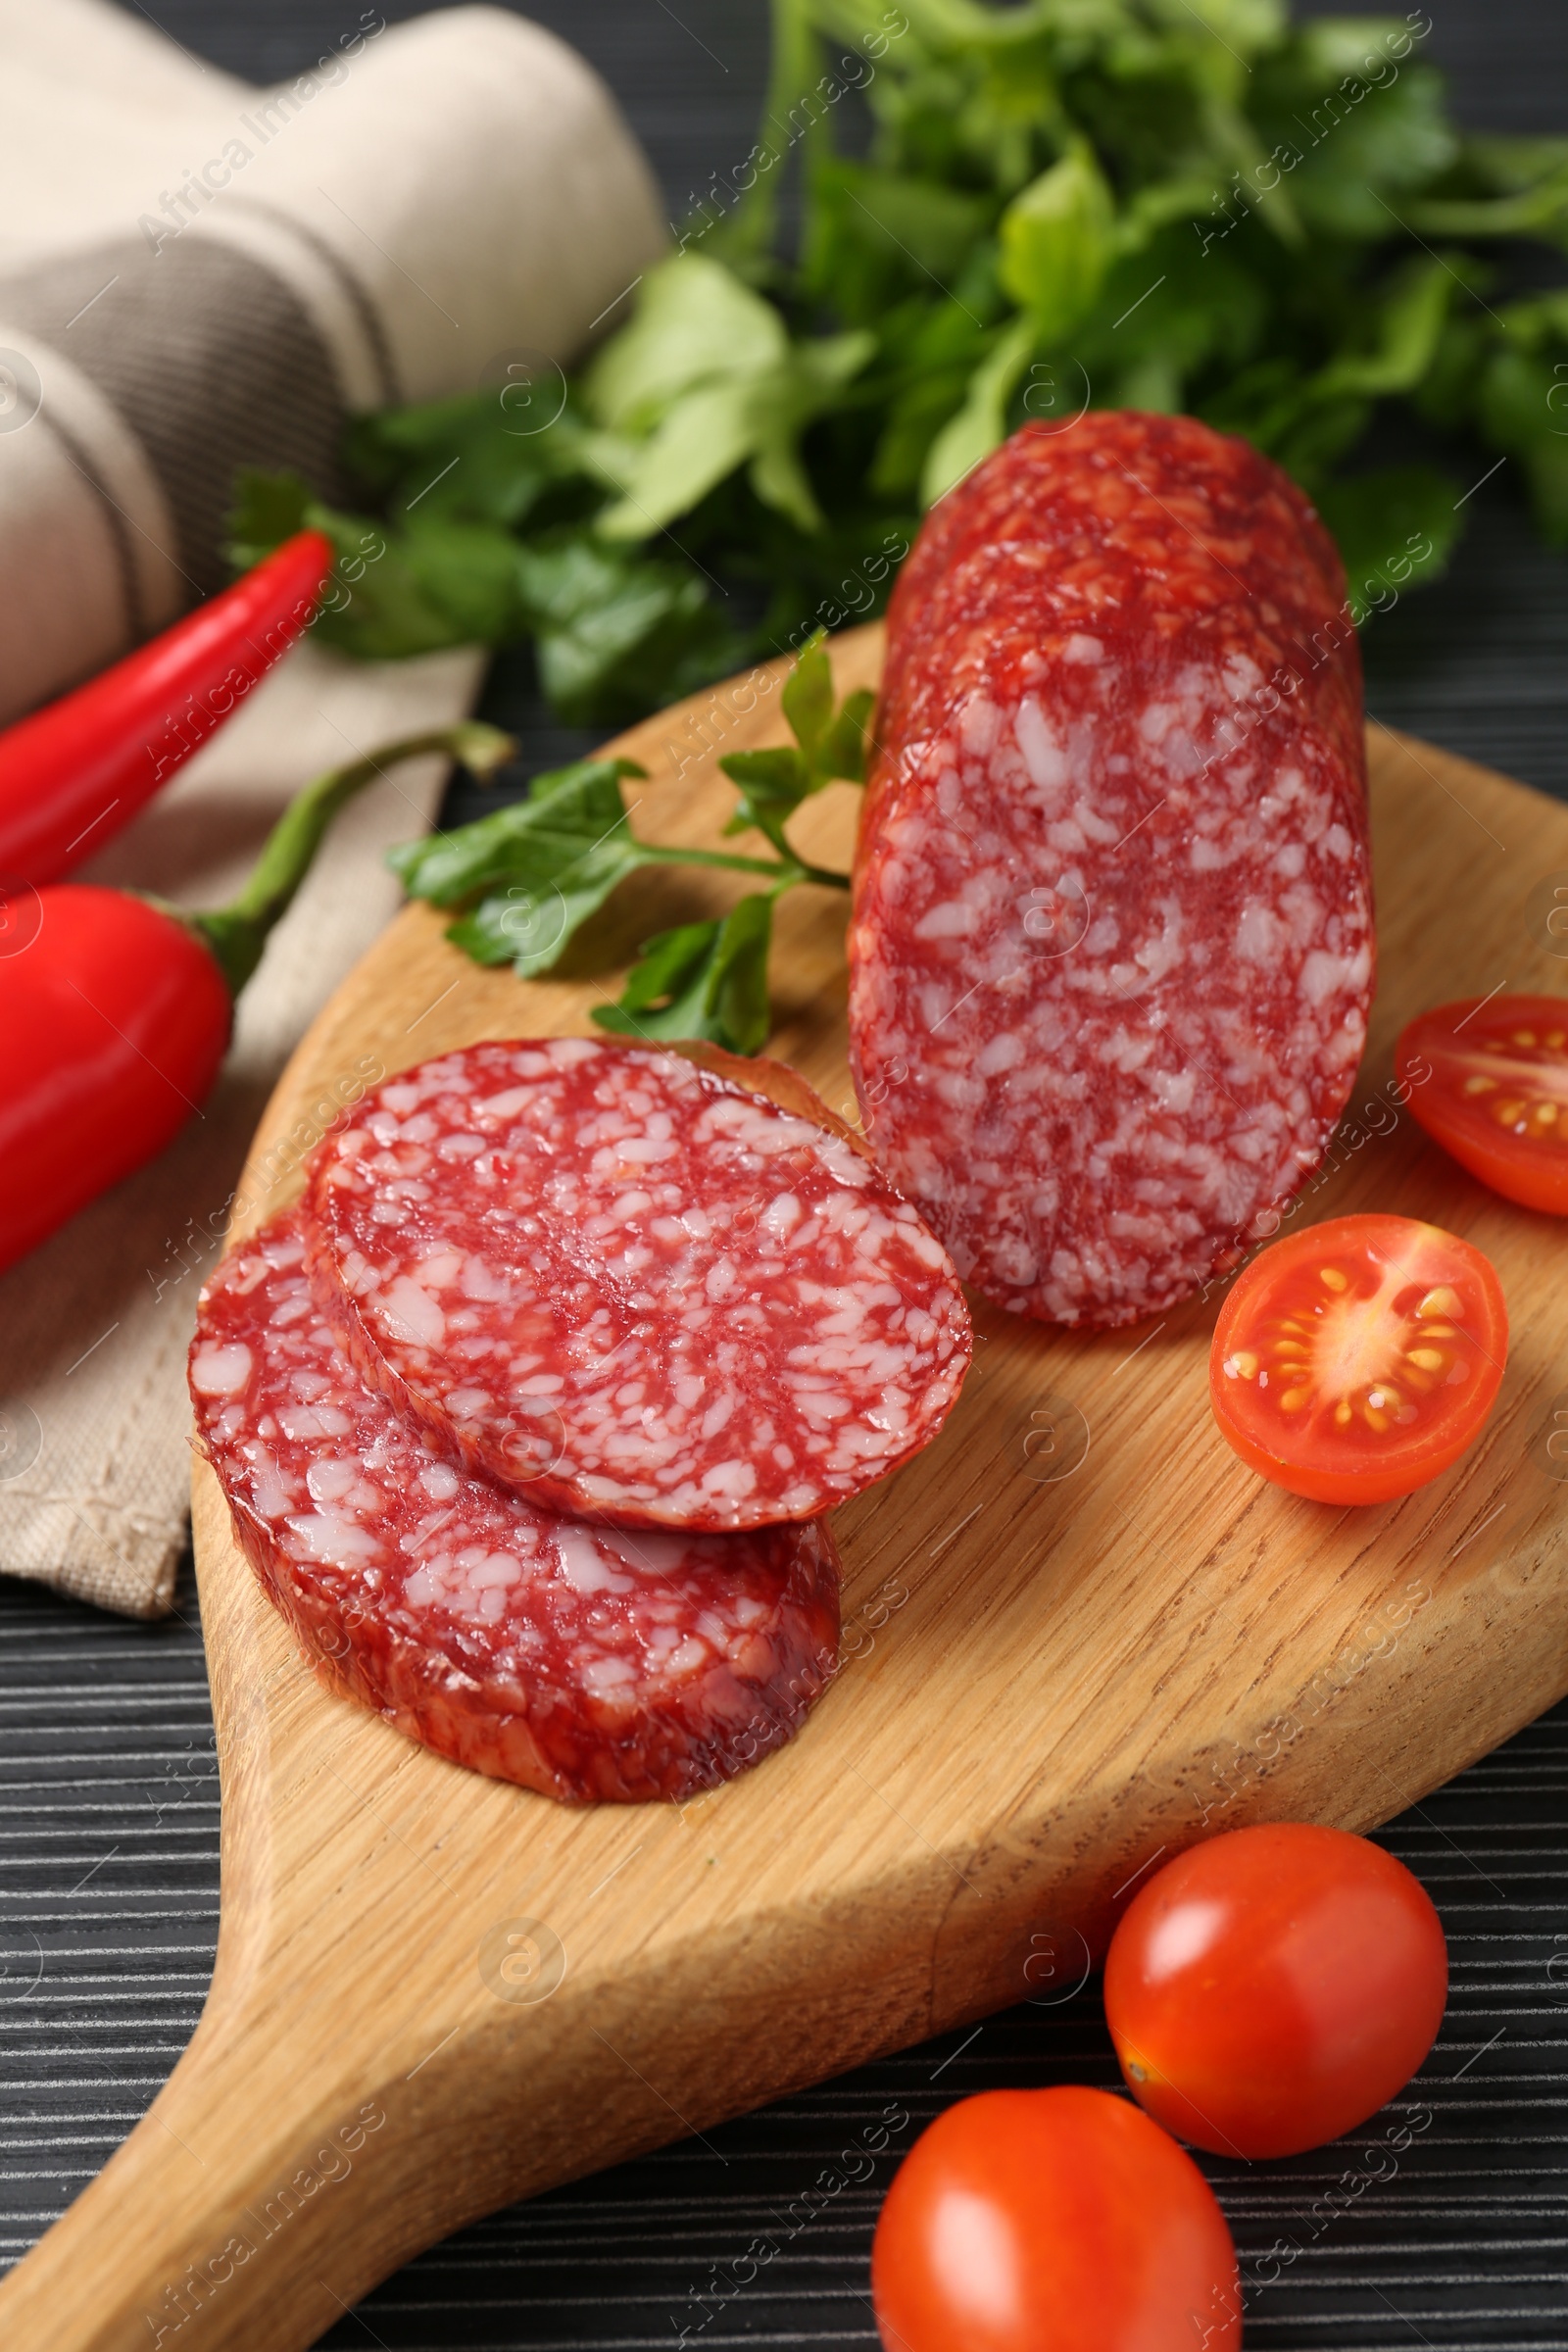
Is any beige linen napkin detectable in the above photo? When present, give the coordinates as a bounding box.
[0,2,668,1613]
[0,640,483,1617]
[0,0,666,719]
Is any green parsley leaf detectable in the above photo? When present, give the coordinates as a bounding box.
[227,465,313,558]
[394,515,524,645]
[1314,467,1464,622]
[390,751,804,982]
[586,254,785,432]
[719,747,811,853]
[1312,256,1455,404]
[583,253,873,537]
[1255,41,1457,241]
[390,758,655,978]
[1478,344,1568,546]
[717,634,873,853]
[388,758,645,906]
[514,529,742,725]
[228,468,519,660]
[820,688,877,784]
[781,631,836,762]
[1072,228,1267,414]
[998,143,1116,344]
[343,389,597,531]
[804,160,996,325]
[593,894,775,1054]
[921,316,1037,505]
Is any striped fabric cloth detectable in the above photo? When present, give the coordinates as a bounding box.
[0,0,665,1616]
[0,0,663,722]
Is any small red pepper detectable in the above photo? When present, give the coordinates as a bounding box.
[0,530,335,887]
[0,720,513,1279]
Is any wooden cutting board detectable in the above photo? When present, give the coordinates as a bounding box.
[8,623,1568,2352]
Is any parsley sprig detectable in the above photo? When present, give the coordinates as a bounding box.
[388,635,870,1054]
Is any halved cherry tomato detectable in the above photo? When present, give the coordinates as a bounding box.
[1210,1211,1506,1504]
[1399,994,1568,1213]
[871,2083,1238,2352]
[1103,1823,1447,2159]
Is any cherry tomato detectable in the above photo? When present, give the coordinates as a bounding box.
[871,2083,1239,2352]
[1210,1211,1506,1504]
[1399,994,1568,1213]
[1104,1823,1447,2159]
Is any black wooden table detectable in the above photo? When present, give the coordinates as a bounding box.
[4,4,1568,2344]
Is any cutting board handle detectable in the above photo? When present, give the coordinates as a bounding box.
[0,1469,532,2352]
[0,1464,737,2352]
[2,655,1552,2346]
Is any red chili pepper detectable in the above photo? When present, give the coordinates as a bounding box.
[0,530,335,887]
[0,720,513,1279]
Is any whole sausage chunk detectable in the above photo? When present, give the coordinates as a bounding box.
[302,1038,970,1529]
[849,410,1374,1328]
[189,1214,842,1804]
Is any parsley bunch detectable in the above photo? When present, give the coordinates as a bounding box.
[231,0,1568,728]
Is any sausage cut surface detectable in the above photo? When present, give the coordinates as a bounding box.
[302,1037,970,1528]
[849,410,1374,1329]
[190,1214,842,1803]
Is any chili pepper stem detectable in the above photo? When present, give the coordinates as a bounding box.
[183,721,515,1000]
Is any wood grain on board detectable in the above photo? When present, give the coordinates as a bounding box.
[5,623,1568,2352]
